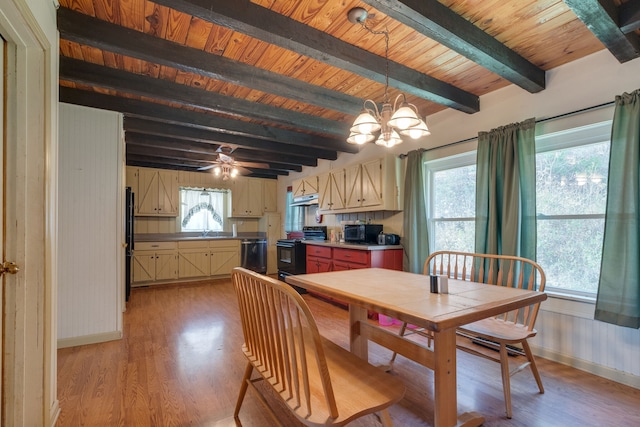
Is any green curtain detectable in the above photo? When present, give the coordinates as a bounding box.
[595,89,640,329]
[475,118,537,262]
[402,150,429,273]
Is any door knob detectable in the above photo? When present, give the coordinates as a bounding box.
[1,261,19,275]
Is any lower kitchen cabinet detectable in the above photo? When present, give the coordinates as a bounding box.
[132,242,178,285]
[306,245,332,273]
[305,244,404,308]
[210,240,240,276]
[178,241,211,279]
[132,239,241,285]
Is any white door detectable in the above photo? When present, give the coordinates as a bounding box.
[0,1,57,424]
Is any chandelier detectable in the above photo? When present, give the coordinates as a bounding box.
[346,7,430,148]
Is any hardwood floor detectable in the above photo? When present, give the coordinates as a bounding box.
[57,279,640,426]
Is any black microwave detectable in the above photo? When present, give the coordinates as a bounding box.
[343,224,383,243]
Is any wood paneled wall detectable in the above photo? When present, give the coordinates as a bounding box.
[58,103,124,345]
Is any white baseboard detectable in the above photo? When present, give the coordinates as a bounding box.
[531,344,640,390]
[57,331,122,349]
[49,399,60,427]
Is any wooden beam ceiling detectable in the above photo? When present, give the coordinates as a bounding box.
[361,0,546,92]
[60,57,349,136]
[59,87,355,154]
[565,0,640,63]
[57,7,363,115]
[152,0,480,113]
[123,117,338,161]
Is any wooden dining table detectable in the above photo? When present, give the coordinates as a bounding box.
[285,267,548,427]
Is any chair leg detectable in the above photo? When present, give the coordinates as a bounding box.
[234,362,254,418]
[389,322,409,367]
[378,409,394,427]
[522,340,544,393]
[499,344,513,419]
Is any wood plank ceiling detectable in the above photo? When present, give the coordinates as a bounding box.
[58,0,640,179]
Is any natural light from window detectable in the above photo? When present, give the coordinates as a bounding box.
[427,121,612,297]
[180,188,227,232]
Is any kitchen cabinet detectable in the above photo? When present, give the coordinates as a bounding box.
[135,167,179,216]
[306,245,332,273]
[178,240,211,278]
[259,212,281,274]
[317,170,346,212]
[292,176,319,198]
[210,240,240,276]
[263,179,278,212]
[132,241,178,284]
[345,159,383,209]
[231,178,263,217]
[317,155,399,214]
[306,243,403,310]
[332,247,403,271]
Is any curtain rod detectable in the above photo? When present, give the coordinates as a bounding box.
[398,100,616,158]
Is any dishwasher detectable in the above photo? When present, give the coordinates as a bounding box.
[241,238,267,274]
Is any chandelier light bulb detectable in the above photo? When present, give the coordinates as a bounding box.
[387,103,421,130]
[213,166,221,176]
[350,110,381,134]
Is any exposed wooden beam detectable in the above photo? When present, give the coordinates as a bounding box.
[59,87,356,154]
[126,156,204,172]
[123,117,337,161]
[126,133,314,168]
[361,0,545,93]
[125,133,302,172]
[153,0,479,113]
[619,1,640,34]
[565,0,640,63]
[57,7,361,115]
[59,57,349,136]
[126,154,283,178]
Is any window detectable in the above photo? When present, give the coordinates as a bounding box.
[426,121,612,297]
[535,122,611,296]
[427,152,477,253]
[180,188,228,232]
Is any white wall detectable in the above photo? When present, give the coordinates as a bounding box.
[278,49,640,388]
[58,103,124,346]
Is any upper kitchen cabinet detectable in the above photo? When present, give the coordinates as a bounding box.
[131,167,179,216]
[231,178,263,217]
[292,176,319,198]
[320,155,400,214]
[263,179,278,213]
[346,159,383,209]
[318,170,346,212]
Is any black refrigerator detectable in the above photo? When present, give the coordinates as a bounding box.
[125,187,134,302]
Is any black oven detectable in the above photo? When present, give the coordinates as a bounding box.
[277,226,327,293]
[276,239,306,275]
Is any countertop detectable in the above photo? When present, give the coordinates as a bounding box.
[302,240,403,251]
[135,232,266,242]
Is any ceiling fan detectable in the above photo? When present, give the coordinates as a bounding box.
[198,146,268,180]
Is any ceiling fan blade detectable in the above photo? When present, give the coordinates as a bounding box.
[236,166,252,176]
[197,164,216,171]
[235,161,270,169]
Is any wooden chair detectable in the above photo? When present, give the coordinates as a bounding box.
[390,251,546,419]
[231,267,405,426]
